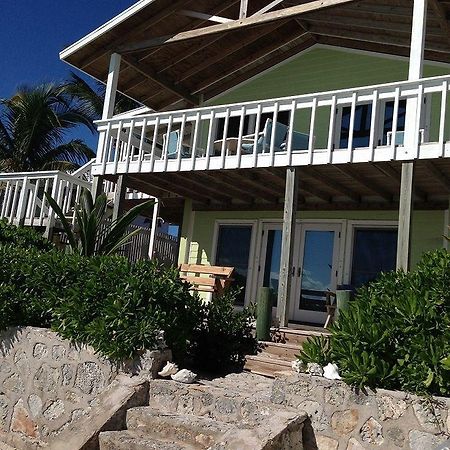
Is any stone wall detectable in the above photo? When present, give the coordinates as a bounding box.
[271,373,450,450]
[0,327,170,449]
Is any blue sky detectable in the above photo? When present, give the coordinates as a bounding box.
[0,1,135,149]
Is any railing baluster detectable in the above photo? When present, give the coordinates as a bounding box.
[308,97,317,164]
[286,100,296,166]
[150,116,160,172]
[327,95,337,164]
[253,104,262,166]
[269,102,279,167]
[101,121,112,175]
[29,179,40,226]
[137,118,147,172]
[73,185,82,225]
[113,121,123,175]
[191,112,201,170]
[413,83,424,158]
[236,106,246,168]
[221,108,230,169]
[10,181,20,224]
[176,113,187,171]
[1,181,10,219]
[5,182,15,221]
[439,80,448,157]
[124,120,135,173]
[368,89,379,161]
[347,92,357,163]
[163,116,173,172]
[206,110,216,170]
[40,178,50,226]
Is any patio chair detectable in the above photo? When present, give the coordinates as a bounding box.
[163,129,191,159]
[280,130,311,151]
[241,119,289,154]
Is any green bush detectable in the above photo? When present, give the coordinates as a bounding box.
[0,220,53,251]
[299,249,450,396]
[190,289,258,373]
[0,244,203,360]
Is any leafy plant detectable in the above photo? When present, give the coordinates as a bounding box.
[190,289,258,373]
[0,220,53,251]
[298,249,450,396]
[45,189,154,256]
[298,335,330,367]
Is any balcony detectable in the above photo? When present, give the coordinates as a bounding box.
[93,75,450,178]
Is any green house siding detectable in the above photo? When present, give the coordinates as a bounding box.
[179,209,445,277]
[208,46,450,146]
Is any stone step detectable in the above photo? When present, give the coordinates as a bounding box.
[244,354,293,378]
[126,407,232,448]
[258,341,300,361]
[98,430,197,450]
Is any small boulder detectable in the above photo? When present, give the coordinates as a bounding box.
[323,363,341,380]
[158,362,179,378]
[171,369,197,384]
[307,362,323,377]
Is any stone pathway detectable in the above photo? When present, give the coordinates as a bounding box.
[98,372,306,450]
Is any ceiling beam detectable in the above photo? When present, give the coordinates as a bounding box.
[428,0,450,43]
[178,9,232,23]
[423,160,450,193]
[333,164,393,202]
[117,0,357,53]
[253,0,286,16]
[121,55,200,106]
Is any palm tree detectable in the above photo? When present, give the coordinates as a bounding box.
[0,83,95,172]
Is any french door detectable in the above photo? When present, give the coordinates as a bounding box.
[257,222,341,325]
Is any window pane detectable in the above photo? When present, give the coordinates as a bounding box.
[381,100,407,145]
[215,225,252,305]
[263,229,282,307]
[339,104,372,148]
[351,228,397,288]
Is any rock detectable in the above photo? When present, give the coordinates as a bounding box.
[34,363,60,392]
[315,434,338,450]
[3,372,24,394]
[346,437,364,449]
[307,362,324,377]
[74,361,106,395]
[377,395,408,421]
[28,394,43,418]
[360,417,383,445]
[52,345,66,360]
[33,342,48,358]
[158,362,178,377]
[10,399,38,438]
[291,360,304,373]
[323,363,341,380]
[43,399,65,421]
[171,369,197,384]
[385,426,406,447]
[413,400,444,432]
[409,430,447,450]
[331,409,359,436]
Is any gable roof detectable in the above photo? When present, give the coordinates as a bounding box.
[60,0,450,111]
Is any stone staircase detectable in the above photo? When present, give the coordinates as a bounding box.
[98,374,307,449]
[244,326,331,378]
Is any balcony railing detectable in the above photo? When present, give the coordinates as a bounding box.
[93,75,450,176]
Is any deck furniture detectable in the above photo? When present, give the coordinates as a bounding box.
[179,263,234,296]
[241,119,289,154]
[386,129,425,146]
[164,129,192,159]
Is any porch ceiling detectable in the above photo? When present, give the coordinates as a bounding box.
[61,0,450,112]
[105,159,450,213]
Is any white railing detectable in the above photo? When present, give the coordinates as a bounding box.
[0,172,91,228]
[93,75,450,176]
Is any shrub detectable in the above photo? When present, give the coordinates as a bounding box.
[298,249,450,396]
[190,289,258,373]
[0,220,53,251]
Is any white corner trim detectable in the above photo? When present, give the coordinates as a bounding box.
[60,0,157,60]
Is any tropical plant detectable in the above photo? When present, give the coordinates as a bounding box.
[0,219,53,251]
[45,189,154,256]
[0,83,95,172]
[298,249,450,396]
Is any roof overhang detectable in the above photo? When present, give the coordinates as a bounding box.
[60,0,450,111]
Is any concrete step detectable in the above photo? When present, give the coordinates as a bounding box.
[98,430,197,450]
[126,407,232,448]
[244,354,293,378]
[258,341,300,361]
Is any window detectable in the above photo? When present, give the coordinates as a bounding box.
[262,229,282,307]
[381,100,407,145]
[339,104,373,148]
[351,228,397,288]
[215,225,253,305]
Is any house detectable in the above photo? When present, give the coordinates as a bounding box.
[2,0,450,331]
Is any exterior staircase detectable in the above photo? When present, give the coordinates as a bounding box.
[244,325,331,378]
[98,375,307,449]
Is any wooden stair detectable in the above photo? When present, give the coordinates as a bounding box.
[244,325,331,378]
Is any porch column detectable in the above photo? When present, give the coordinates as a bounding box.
[396,0,427,270]
[179,199,195,265]
[277,167,299,327]
[92,52,122,199]
[148,198,160,259]
[111,175,127,222]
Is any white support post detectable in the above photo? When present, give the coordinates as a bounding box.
[277,167,298,327]
[396,0,427,271]
[240,0,249,18]
[93,52,122,199]
[148,198,160,259]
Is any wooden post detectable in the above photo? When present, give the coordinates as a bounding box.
[112,175,127,222]
[397,0,427,270]
[92,53,122,199]
[277,167,298,327]
[239,0,249,18]
[148,198,160,259]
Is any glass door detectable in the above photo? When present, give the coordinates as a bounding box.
[290,223,341,324]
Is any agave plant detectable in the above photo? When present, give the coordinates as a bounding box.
[45,189,154,256]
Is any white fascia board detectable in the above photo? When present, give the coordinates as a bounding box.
[59,0,157,61]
